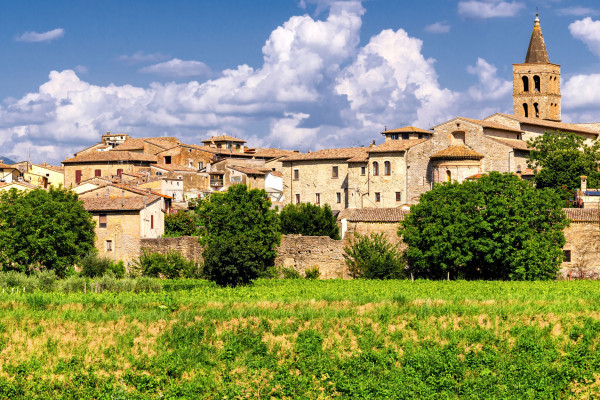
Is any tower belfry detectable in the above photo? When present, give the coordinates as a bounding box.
[513,14,561,121]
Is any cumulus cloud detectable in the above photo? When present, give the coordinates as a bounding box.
[425,22,451,33]
[117,51,170,65]
[466,58,512,101]
[139,58,213,78]
[563,74,600,109]
[557,7,598,17]
[569,17,600,57]
[458,1,525,19]
[15,28,64,43]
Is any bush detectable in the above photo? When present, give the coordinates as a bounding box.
[164,211,200,237]
[281,267,302,279]
[79,253,125,278]
[344,233,405,279]
[135,250,200,279]
[203,236,266,287]
[33,270,59,292]
[279,203,340,239]
[304,266,321,280]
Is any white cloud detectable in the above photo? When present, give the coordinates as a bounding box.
[458,1,525,19]
[425,22,451,33]
[74,65,88,75]
[466,58,512,101]
[569,17,600,57]
[15,28,64,43]
[557,7,598,17]
[117,51,169,65]
[139,58,212,78]
[563,74,600,109]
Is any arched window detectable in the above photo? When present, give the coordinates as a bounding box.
[446,170,452,182]
[522,76,529,92]
[373,162,379,176]
[523,103,528,118]
[384,161,391,176]
[533,75,540,92]
[534,102,539,118]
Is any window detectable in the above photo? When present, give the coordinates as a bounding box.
[94,169,101,177]
[446,170,452,182]
[332,166,338,178]
[534,103,539,118]
[533,75,540,92]
[231,176,242,182]
[99,214,107,228]
[293,169,299,180]
[396,192,401,202]
[418,133,423,139]
[315,193,320,204]
[372,162,379,176]
[117,169,123,178]
[198,162,203,170]
[564,250,571,263]
[236,144,241,149]
[106,240,113,252]
[384,161,391,176]
[156,171,163,176]
[75,170,82,184]
[375,192,381,202]
[189,161,193,168]
[210,175,224,186]
[402,133,409,140]
[391,134,399,140]
[150,215,154,230]
[188,149,192,153]
[164,156,172,164]
[361,166,366,176]
[295,194,301,204]
[522,76,529,92]
[336,192,341,203]
[523,103,528,118]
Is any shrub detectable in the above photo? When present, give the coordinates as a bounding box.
[164,211,200,237]
[203,236,266,287]
[282,267,302,279]
[279,203,340,239]
[33,270,59,292]
[79,253,126,278]
[304,266,321,280]
[344,233,405,279]
[135,250,200,279]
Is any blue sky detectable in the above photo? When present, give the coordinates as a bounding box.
[1,0,599,164]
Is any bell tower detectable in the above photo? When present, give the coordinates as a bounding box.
[513,14,561,121]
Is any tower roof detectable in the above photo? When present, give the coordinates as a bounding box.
[525,14,550,63]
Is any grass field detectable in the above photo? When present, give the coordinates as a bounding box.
[2,279,600,399]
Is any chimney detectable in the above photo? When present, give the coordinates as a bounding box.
[369,140,376,148]
[581,176,588,192]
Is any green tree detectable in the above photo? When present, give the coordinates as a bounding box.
[199,185,280,287]
[398,172,568,280]
[0,187,96,277]
[527,130,600,191]
[164,211,200,237]
[279,203,340,239]
[344,233,405,279]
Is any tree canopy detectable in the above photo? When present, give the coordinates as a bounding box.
[398,172,568,280]
[527,130,600,191]
[0,187,96,277]
[279,202,340,239]
[199,185,280,286]
[164,210,201,237]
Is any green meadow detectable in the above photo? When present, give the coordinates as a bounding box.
[1,279,600,399]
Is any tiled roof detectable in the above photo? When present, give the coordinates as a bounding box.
[347,207,409,223]
[202,134,246,143]
[74,142,108,155]
[489,114,599,136]
[271,170,283,178]
[82,195,161,212]
[563,208,599,223]
[0,181,40,190]
[228,165,269,175]
[525,17,549,64]
[487,137,531,151]
[347,154,369,163]
[63,151,158,164]
[430,145,485,160]
[34,163,64,173]
[0,163,17,170]
[459,117,524,133]
[184,144,256,157]
[111,137,180,153]
[77,181,153,197]
[248,148,301,158]
[381,126,431,134]
[368,139,428,153]
[152,163,198,172]
[283,147,368,162]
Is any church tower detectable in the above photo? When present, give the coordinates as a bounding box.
[513,14,561,121]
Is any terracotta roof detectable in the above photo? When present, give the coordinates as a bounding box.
[368,139,428,153]
[152,163,198,173]
[347,154,369,163]
[271,170,283,178]
[347,207,409,223]
[0,181,40,190]
[525,16,550,64]
[208,171,225,175]
[381,126,431,134]
[111,137,180,153]
[0,163,17,170]
[489,114,599,136]
[487,137,531,151]
[74,142,108,155]
[202,134,246,144]
[283,147,368,162]
[82,195,161,212]
[459,117,524,133]
[248,148,301,158]
[63,151,158,164]
[77,181,153,197]
[34,163,64,173]
[228,165,269,175]
[184,144,256,158]
[430,145,485,160]
[563,208,599,223]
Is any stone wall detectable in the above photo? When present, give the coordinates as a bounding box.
[140,236,204,264]
[275,234,350,279]
[561,221,600,279]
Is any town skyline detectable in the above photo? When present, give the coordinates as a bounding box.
[1,0,599,165]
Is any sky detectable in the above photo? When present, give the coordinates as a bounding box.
[1,0,600,164]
